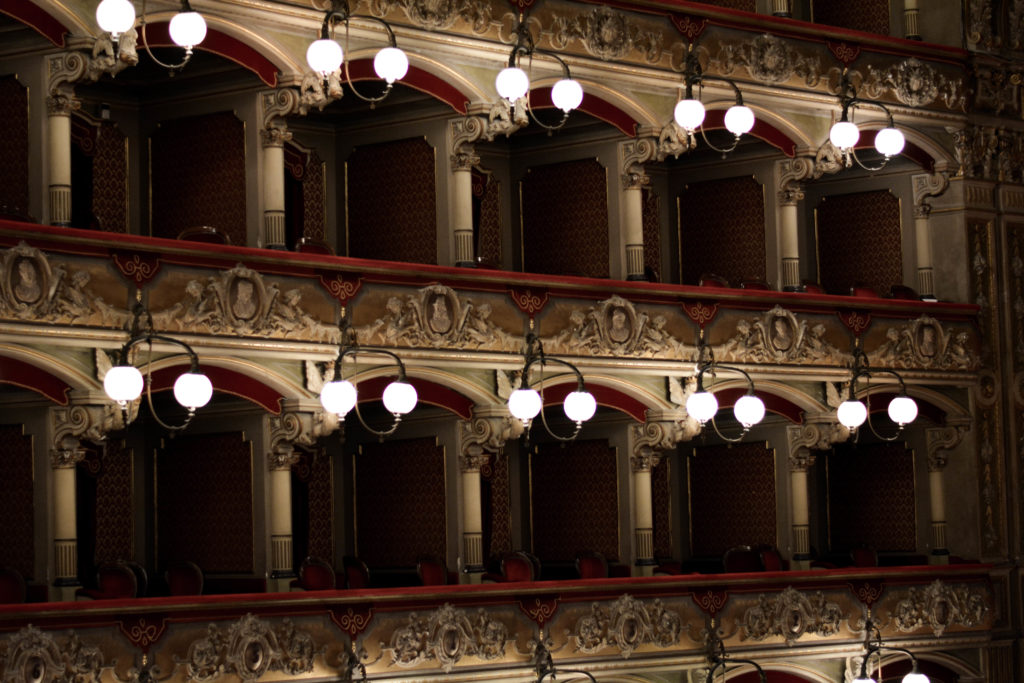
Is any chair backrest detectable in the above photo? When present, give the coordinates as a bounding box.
[0,567,27,604]
[851,547,878,567]
[295,237,334,255]
[96,563,138,598]
[739,278,773,291]
[699,273,730,288]
[165,561,204,596]
[758,546,785,571]
[177,226,231,244]
[123,560,148,597]
[342,556,369,589]
[416,556,448,586]
[723,546,763,573]
[299,557,336,590]
[500,552,535,582]
[575,551,608,579]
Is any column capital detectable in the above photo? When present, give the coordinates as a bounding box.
[262,88,301,130]
[50,401,123,463]
[449,109,524,170]
[458,411,523,466]
[268,400,339,458]
[777,187,805,206]
[260,126,293,149]
[926,418,970,472]
[786,419,847,470]
[630,410,699,461]
[777,156,815,192]
[620,138,657,189]
[912,170,950,207]
[46,91,80,117]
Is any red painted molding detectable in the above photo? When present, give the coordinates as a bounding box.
[1,0,67,47]
[0,355,71,405]
[345,60,470,114]
[528,88,639,137]
[150,364,284,414]
[139,23,280,87]
[357,375,475,420]
[538,381,649,423]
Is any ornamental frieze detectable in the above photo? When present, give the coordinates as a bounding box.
[355,285,518,351]
[150,264,339,343]
[369,0,491,32]
[383,604,509,673]
[868,316,977,371]
[550,6,662,63]
[741,586,843,645]
[712,34,822,87]
[541,295,693,359]
[572,595,682,658]
[892,580,988,636]
[716,306,842,365]
[181,614,317,682]
[863,58,964,110]
[1,626,102,683]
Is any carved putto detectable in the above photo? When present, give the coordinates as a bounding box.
[713,34,822,86]
[542,296,692,359]
[551,6,662,62]
[181,614,317,682]
[151,264,338,342]
[572,594,681,658]
[892,580,988,636]
[863,58,964,110]
[355,285,517,351]
[742,586,843,645]
[868,315,977,371]
[716,306,841,365]
[383,604,509,673]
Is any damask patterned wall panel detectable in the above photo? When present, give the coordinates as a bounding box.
[355,437,446,567]
[689,442,776,557]
[285,141,326,244]
[815,190,902,295]
[295,450,333,561]
[156,432,254,573]
[693,0,755,11]
[678,176,766,286]
[827,442,917,552]
[812,0,889,36]
[474,169,502,267]
[93,122,128,232]
[81,443,133,564]
[521,159,609,278]
[652,460,672,559]
[0,425,33,578]
[0,76,29,217]
[150,112,247,244]
[347,137,437,264]
[483,450,512,559]
[642,187,661,281]
[530,440,619,563]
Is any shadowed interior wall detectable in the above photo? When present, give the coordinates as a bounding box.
[0,425,33,579]
[0,77,29,218]
[812,0,889,35]
[642,187,661,281]
[355,437,446,567]
[530,439,619,562]
[521,159,609,278]
[72,115,128,233]
[483,450,512,560]
[678,176,766,286]
[156,432,254,573]
[688,442,776,556]
[285,141,326,244]
[294,449,333,562]
[816,189,902,295]
[652,459,672,559]
[150,112,247,244]
[81,443,133,565]
[475,169,502,267]
[347,137,437,264]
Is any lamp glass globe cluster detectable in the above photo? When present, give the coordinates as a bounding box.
[96,0,207,48]
[828,117,905,158]
[495,66,583,115]
[319,377,417,418]
[168,10,206,49]
[96,0,136,36]
[305,36,409,84]
[673,98,755,137]
[686,389,766,429]
[508,386,597,425]
[836,393,918,430]
[104,364,212,410]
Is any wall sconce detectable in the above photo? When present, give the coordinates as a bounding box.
[96,0,207,70]
[686,335,765,442]
[829,70,906,170]
[673,49,755,153]
[319,311,417,438]
[534,633,596,683]
[705,620,767,682]
[836,341,918,440]
[103,299,213,431]
[495,14,584,131]
[508,333,596,440]
[305,0,409,104]
[852,618,930,683]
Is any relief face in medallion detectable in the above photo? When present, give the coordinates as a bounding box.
[12,258,41,304]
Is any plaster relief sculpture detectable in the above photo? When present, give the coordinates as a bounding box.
[713,33,822,87]
[370,0,490,32]
[152,264,338,342]
[542,295,693,359]
[742,586,843,645]
[863,58,964,110]
[551,6,662,62]
[868,315,977,371]
[572,594,681,658]
[892,580,988,636]
[1,626,102,683]
[716,306,842,365]
[355,285,518,351]
[384,604,509,673]
[181,614,317,683]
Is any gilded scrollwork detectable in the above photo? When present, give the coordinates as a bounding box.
[551,6,662,63]
[383,604,509,673]
[716,306,841,365]
[572,595,681,658]
[1,626,103,683]
[181,614,317,683]
[868,315,978,371]
[269,410,339,457]
[369,0,491,33]
[713,34,821,87]
[542,296,692,359]
[742,586,842,645]
[892,580,988,636]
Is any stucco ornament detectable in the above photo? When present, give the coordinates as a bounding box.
[383,604,509,673]
[716,306,842,364]
[572,594,682,658]
[181,614,317,682]
[551,6,662,62]
[1,626,103,683]
[868,315,977,370]
[892,580,988,636]
[714,33,822,86]
[370,0,490,32]
[742,586,843,645]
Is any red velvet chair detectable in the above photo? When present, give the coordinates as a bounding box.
[295,237,334,255]
[723,546,763,573]
[0,567,27,604]
[851,547,879,567]
[165,561,204,596]
[575,551,608,579]
[290,556,336,591]
[416,556,448,586]
[177,226,231,244]
[342,556,370,589]
[500,551,535,582]
[76,562,138,600]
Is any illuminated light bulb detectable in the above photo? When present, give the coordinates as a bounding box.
[307,39,343,76]
[887,394,918,426]
[724,104,755,136]
[674,98,705,131]
[686,390,718,424]
[496,67,529,102]
[374,46,408,83]
[104,365,144,403]
[837,399,868,429]
[563,390,596,423]
[382,380,417,415]
[96,0,136,36]
[169,10,206,48]
[173,371,213,409]
[508,388,542,421]
[550,78,583,113]
[874,126,905,157]
[733,394,766,428]
[829,119,860,150]
[320,379,357,417]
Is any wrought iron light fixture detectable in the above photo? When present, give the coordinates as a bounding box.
[852,618,930,683]
[534,633,596,683]
[95,0,207,70]
[305,0,409,103]
[508,333,596,440]
[686,334,766,442]
[673,49,755,153]
[836,340,918,439]
[705,620,767,682]
[829,70,906,170]
[494,14,584,131]
[319,310,417,438]
[103,298,213,431]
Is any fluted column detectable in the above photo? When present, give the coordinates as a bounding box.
[458,411,523,582]
[778,188,803,291]
[772,0,790,17]
[451,147,479,267]
[912,171,949,298]
[46,92,76,226]
[261,126,291,249]
[786,421,846,569]
[926,421,970,563]
[620,139,657,281]
[904,0,921,40]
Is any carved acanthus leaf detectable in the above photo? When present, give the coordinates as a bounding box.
[742,586,843,645]
[383,604,509,673]
[630,419,697,461]
[572,594,681,658]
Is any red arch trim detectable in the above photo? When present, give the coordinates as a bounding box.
[703,109,798,157]
[356,376,474,419]
[346,60,470,114]
[529,88,639,137]
[864,390,946,424]
[0,356,71,405]
[853,128,934,171]
[140,23,280,86]
[150,365,284,414]
[713,387,804,424]
[1,0,67,47]
[536,380,649,422]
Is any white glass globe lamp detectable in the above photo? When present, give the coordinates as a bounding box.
[733,394,766,429]
[96,0,136,37]
[374,46,408,84]
[874,126,905,157]
[104,365,144,404]
[837,399,868,429]
[724,104,755,136]
[829,119,860,150]
[307,39,343,77]
[551,78,583,113]
[496,67,529,103]
[563,390,596,423]
[169,10,206,49]
[508,387,542,421]
[686,389,718,425]
[674,98,706,132]
[851,676,875,683]
[320,379,357,417]
[887,394,918,426]
[382,380,417,416]
[902,672,929,683]
[173,371,213,410]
